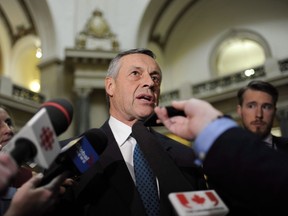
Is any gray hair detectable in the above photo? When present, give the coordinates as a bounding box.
[107,48,158,78]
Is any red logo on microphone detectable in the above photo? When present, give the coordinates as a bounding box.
[169,190,229,216]
[40,127,54,150]
[176,191,219,209]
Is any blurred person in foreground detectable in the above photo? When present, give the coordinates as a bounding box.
[0,106,33,215]
[155,98,288,216]
[0,106,15,150]
[237,80,288,150]
[0,106,74,216]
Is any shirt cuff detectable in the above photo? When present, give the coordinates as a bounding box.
[193,117,238,165]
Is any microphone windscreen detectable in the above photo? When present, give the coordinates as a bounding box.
[10,138,37,165]
[40,98,74,136]
[80,128,107,154]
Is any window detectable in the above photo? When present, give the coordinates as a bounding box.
[211,29,271,77]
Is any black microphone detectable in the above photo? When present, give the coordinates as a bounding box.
[3,98,74,169]
[144,106,186,126]
[40,98,73,136]
[39,128,107,186]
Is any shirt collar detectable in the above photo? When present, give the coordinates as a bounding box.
[108,116,132,147]
[263,133,273,145]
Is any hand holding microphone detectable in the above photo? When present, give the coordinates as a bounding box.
[2,98,74,169]
[4,172,69,216]
[154,99,222,140]
[144,106,186,126]
[39,128,107,186]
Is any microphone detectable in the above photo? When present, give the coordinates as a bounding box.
[2,98,73,169]
[144,106,186,126]
[39,128,107,186]
[169,190,229,216]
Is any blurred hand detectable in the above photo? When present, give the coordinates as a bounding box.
[154,98,222,140]
[59,177,77,194]
[4,172,69,216]
[0,152,18,193]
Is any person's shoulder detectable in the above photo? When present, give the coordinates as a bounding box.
[273,135,288,144]
[273,134,288,140]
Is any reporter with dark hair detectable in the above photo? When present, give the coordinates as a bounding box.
[155,98,288,216]
[236,80,288,150]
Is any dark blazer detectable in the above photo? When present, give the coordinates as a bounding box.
[51,121,207,216]
[273,135,288,152]
[203,127,288,216]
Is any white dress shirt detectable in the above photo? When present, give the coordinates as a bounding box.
[108,116,160,195]
[108,116,137,182]
[263,134,276,149]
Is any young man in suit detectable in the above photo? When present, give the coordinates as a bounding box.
[155,98,288,216]
[51,48,207,216]
[236,80,288,150]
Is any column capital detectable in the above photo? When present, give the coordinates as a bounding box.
[74,87,93,98]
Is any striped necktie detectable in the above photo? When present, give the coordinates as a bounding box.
[133,142,160,216]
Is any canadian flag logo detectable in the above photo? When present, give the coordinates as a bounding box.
[169,190,229,216]
[176,191,219,209]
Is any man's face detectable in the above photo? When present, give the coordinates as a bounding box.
[105,53,162,126]
[0,108,14,148]
[237,89,276,138]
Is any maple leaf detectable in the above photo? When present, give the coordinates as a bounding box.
[191,194,206,204]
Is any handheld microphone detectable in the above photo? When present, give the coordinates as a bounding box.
[168,190,229,216]
[3,98,73,169]
[39,128,107,186]
[144,106,186,126]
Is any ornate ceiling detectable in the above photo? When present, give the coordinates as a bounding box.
[147,0,198,49]
[0,0,198,50]
[0,0,36,45]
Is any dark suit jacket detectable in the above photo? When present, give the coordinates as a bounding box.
[50,121,207,216]
[203,127,288,216]
[273,135,288,152]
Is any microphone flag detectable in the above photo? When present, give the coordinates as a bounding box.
[67,136,100,174]
[169,190,229,216]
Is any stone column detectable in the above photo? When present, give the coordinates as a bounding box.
[74,87,93,135]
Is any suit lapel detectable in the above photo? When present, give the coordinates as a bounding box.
[273,135,288,152]
[100,122,147,216]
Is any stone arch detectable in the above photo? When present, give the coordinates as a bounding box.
[25,0,58,60]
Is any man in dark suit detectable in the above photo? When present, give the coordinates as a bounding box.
[236,80,288,151]
[155,98,288,216]
[50,48,207,216]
